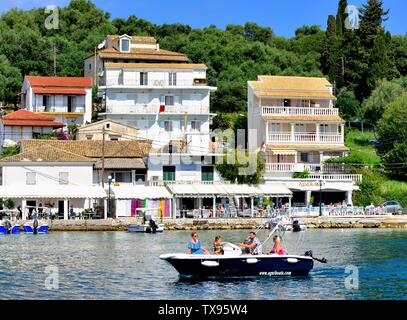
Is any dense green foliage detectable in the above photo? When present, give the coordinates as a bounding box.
[0,0,405,113]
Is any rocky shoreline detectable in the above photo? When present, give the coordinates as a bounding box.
[16,215,406,231]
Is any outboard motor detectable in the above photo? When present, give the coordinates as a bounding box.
[292,220,301,232]
[4,219,12,234]
[150,219,158,234]
[33,218,39,235]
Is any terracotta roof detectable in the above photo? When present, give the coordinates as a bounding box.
[0,144,93,163]
[263,115,345,122]
[2,110,64,127]
[267,144,349,152]
[98,48,189,62]
[105,62,207,70]
[94,158,146,169]
[107,35,157,44]
[32,88,86,95]
[25,76,92,88]
[21,140,152,158]
[249,76,335,99]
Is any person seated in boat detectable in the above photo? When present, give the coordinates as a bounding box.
[239,231,260,255]
[187,232,210,255]
[213,235,224,255]
[269,235,285,255]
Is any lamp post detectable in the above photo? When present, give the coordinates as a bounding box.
[108,176,115,218]
[319,179,325,216]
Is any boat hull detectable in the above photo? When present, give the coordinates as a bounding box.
[128,223,164,233]
[160,254,313,277]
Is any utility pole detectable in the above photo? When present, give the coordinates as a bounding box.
[53,44,58,76]
[94,46,97,86]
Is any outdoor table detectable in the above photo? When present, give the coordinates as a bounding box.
[82,212,95,219]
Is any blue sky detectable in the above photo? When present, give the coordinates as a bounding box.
[1,0,405,37]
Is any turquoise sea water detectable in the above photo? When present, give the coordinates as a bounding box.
[0,229,406,300]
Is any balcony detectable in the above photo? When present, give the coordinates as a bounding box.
[267,132,344,144]
[265,163,362,184]
[262,106,339,117]
[36,106,85,113]
[105,78,210,88]
[106,104,210,115]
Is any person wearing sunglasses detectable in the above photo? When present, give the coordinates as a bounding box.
[187,232,209,255]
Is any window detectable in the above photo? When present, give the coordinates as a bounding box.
[135,173,146,184]
[169,72,177,86]
[33,132,41,139]
[109,135,120,141]
[59,172,69,185]
[140,72,148,86]
[295,124,305,133]
[320,124,329,134]
[163,166,176,181]
[300,153,309,163]
[164,120,173,132]
[89,64,92,70]
[201,166,214,181]
[106,123,111,129]
[43,95,50,108]
[191,121,200,132]
[67,96,74,112]
[113,172,132,183]
[165,96,174,106]
[26,172,36,185]
[120,38,130,52]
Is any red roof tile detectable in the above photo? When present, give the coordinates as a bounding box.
[25,76,92,88]
[2,110,64,127]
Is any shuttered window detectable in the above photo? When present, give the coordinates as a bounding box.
[201,166,214,181]
[59,172,69,185]
[26,172,36,185]
[163,166,176,181]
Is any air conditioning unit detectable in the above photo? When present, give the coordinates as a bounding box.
[154,80,165,86]
[152,176,159,181]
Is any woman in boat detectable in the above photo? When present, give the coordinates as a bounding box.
[269,235,285,255]
[187,232,209,255]
[213,235,224,255]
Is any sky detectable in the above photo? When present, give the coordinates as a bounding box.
[0,0,406,37]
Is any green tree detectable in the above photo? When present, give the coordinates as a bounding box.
[336,88,362,122]
[216,151,265,184]
[336,0,348,38]
[322,15,340,86]
[377,92,407,151]
[359,0,389,50]
[363,79,404,126]
[0,55,22,106]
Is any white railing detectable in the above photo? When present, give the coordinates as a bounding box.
[266,163,296,172]
[267,132,344,144]
[309,173,363,183]
[106,104,209,114]
[290,206,388,217]
[35,106,85,113]
[106,79,206,87]
[262,106,338,117]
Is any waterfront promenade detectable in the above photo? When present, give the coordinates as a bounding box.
[12,215,407,231]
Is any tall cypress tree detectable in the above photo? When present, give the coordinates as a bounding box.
[323,15,341,92]
[336,0,348,37]
[359,0,389,50]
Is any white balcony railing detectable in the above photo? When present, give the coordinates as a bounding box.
[105,79,207,87]
[308,173,363,183]
[106,104,209,115]
[267,132,344,144]
[35,106,85,113]
[262,106,339,117]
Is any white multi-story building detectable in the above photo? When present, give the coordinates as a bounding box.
[85,35,221,183]
[20,76,93,126]
[248,76,361,206]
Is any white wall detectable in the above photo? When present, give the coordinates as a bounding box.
[2,163,94,187]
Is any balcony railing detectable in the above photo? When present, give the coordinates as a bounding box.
[36,106,85,113]
[106,78,208,87]
[106,104,209,115]
[308,173,363,183]
[267,132,344,144]
[262,106,339,117]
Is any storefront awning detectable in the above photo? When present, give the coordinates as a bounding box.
[111,186,172,200]
[166,183,292,198]
[0,185,107,199]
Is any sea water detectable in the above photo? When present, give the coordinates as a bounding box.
[0,229,405,300]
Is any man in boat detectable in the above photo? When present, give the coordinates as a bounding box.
[239,231,260,255]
